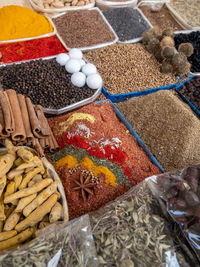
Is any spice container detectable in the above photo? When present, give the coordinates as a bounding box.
[0,56,102,115]
[102,75,181,102]
[52,8,118,51]
[166,2,200,30]
[29,0,95,14]
[175,77,200,117]
[102,7,152,43]
[96,0,137,11]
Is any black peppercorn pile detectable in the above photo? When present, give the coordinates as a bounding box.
[103,7,150,42]
[179,77,200,110]
[0,59,96,109]
[174,31,200,73]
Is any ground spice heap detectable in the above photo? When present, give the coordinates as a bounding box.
[169,0,200,28]
[48,101,161,217]
[52,9,116,49]
[0,36,66,64]
[102,7,150,42]
[0,58,96,110]
[179,77,200,110]
[0,5,53,41]
[84,43,178,94]
[140,5,183,31]
[116,90,200,171]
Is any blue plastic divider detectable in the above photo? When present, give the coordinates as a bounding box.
[95,99,165,173]
[102,76,182,103]
[175,77,200,118]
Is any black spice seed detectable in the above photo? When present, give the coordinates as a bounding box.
[179,77,200,110]
[103,7,151,42]
[0,59,96,110]
[174,31,200,73]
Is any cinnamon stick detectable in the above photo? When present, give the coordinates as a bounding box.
[0,91,14,134]
[34,138,44,157]
[26,98,43,139]
[34,105,50,136]
[6,90,26,142]
[39,138,46,149]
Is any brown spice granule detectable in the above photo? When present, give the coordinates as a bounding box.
[116,90,200,172]
[52,9,116,49]
[140,5,183,31]
[84,43,178,94]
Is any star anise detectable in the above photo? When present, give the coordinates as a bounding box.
[71,172,95,202]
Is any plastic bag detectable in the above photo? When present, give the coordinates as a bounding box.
[148,165,200,263]
[138,0,170,11]
[90,180,187,266]
[0,214,99,266]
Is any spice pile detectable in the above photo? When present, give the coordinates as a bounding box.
[140,5,183,31]
[155,165,200,260]
[102,7,150,42]
[0,36,66,64]
[48,101,161,217]
[174,31,200,73]
[0,90,58,156]
[169,0,200,28]
[178,77,200,111]
[90,181,178,266]
[0,140,63,251]
[84,43,178,94]
[32,0,94,8]
[116,90,200,171]
[0,58,96,110]
[0,5,53,41]
[52,9,116,49]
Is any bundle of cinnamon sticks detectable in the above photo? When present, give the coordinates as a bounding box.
[0,89,58,156]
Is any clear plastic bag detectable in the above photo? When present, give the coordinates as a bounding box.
[148,165,200,263]
[138,0,170,11]
[0,214,99,266]
[90,180,187,266]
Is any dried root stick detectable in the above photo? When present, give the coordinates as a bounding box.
[0,154,16,178]
[17,148,33,162]
[23,181,59,217]
[8,169,24,180]
[15,194,58,232]
[49,202,63,223]
[0,200,5,221]
[0,176,6,198]
[14,175,23,191]
[4,178,53,203]
[19,167,41,189]
[0,230,17,241]
[4,182,15,198]
[0,227,35,251]
[15,193,37,213]
[4,212,20,231]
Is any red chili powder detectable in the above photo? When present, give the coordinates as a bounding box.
[0,35,67,63]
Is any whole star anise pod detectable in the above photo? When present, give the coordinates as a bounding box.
[71,172,95,202]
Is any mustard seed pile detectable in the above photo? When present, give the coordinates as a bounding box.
[84,43,178,94]
[116,90,200,171]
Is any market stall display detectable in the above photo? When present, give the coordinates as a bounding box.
[102,7,151,42]
[0,5,54,42]
[0,36,67,64]
[96,0,137,11]
[174,31,200,74]
[84,43,178,94]
[52,8,118,50]
[0,56,101,114]
[0,90,58,156]
[48,101,162,218]
[0,140,67,251]
[115,90,200,171]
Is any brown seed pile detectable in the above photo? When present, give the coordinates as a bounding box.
[140,5,183,31]
[84,43,178,94]
[52,9,116,49]
[116,90,200,172]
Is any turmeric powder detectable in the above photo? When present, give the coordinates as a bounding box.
[0,5,53,41]
[54,155,78,169]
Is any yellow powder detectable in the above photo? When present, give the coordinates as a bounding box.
[58,113,95,134]
[0,5,53,41]
[54,155,78,169]
[80,157,117,187]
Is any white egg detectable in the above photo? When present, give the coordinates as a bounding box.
[56,53,69,66]
[65,59,81,74]
[82,63,97,76]
[69,48,83,59]
[86,74,102,89]
[71,72,86,87]
[79,59,86,67]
